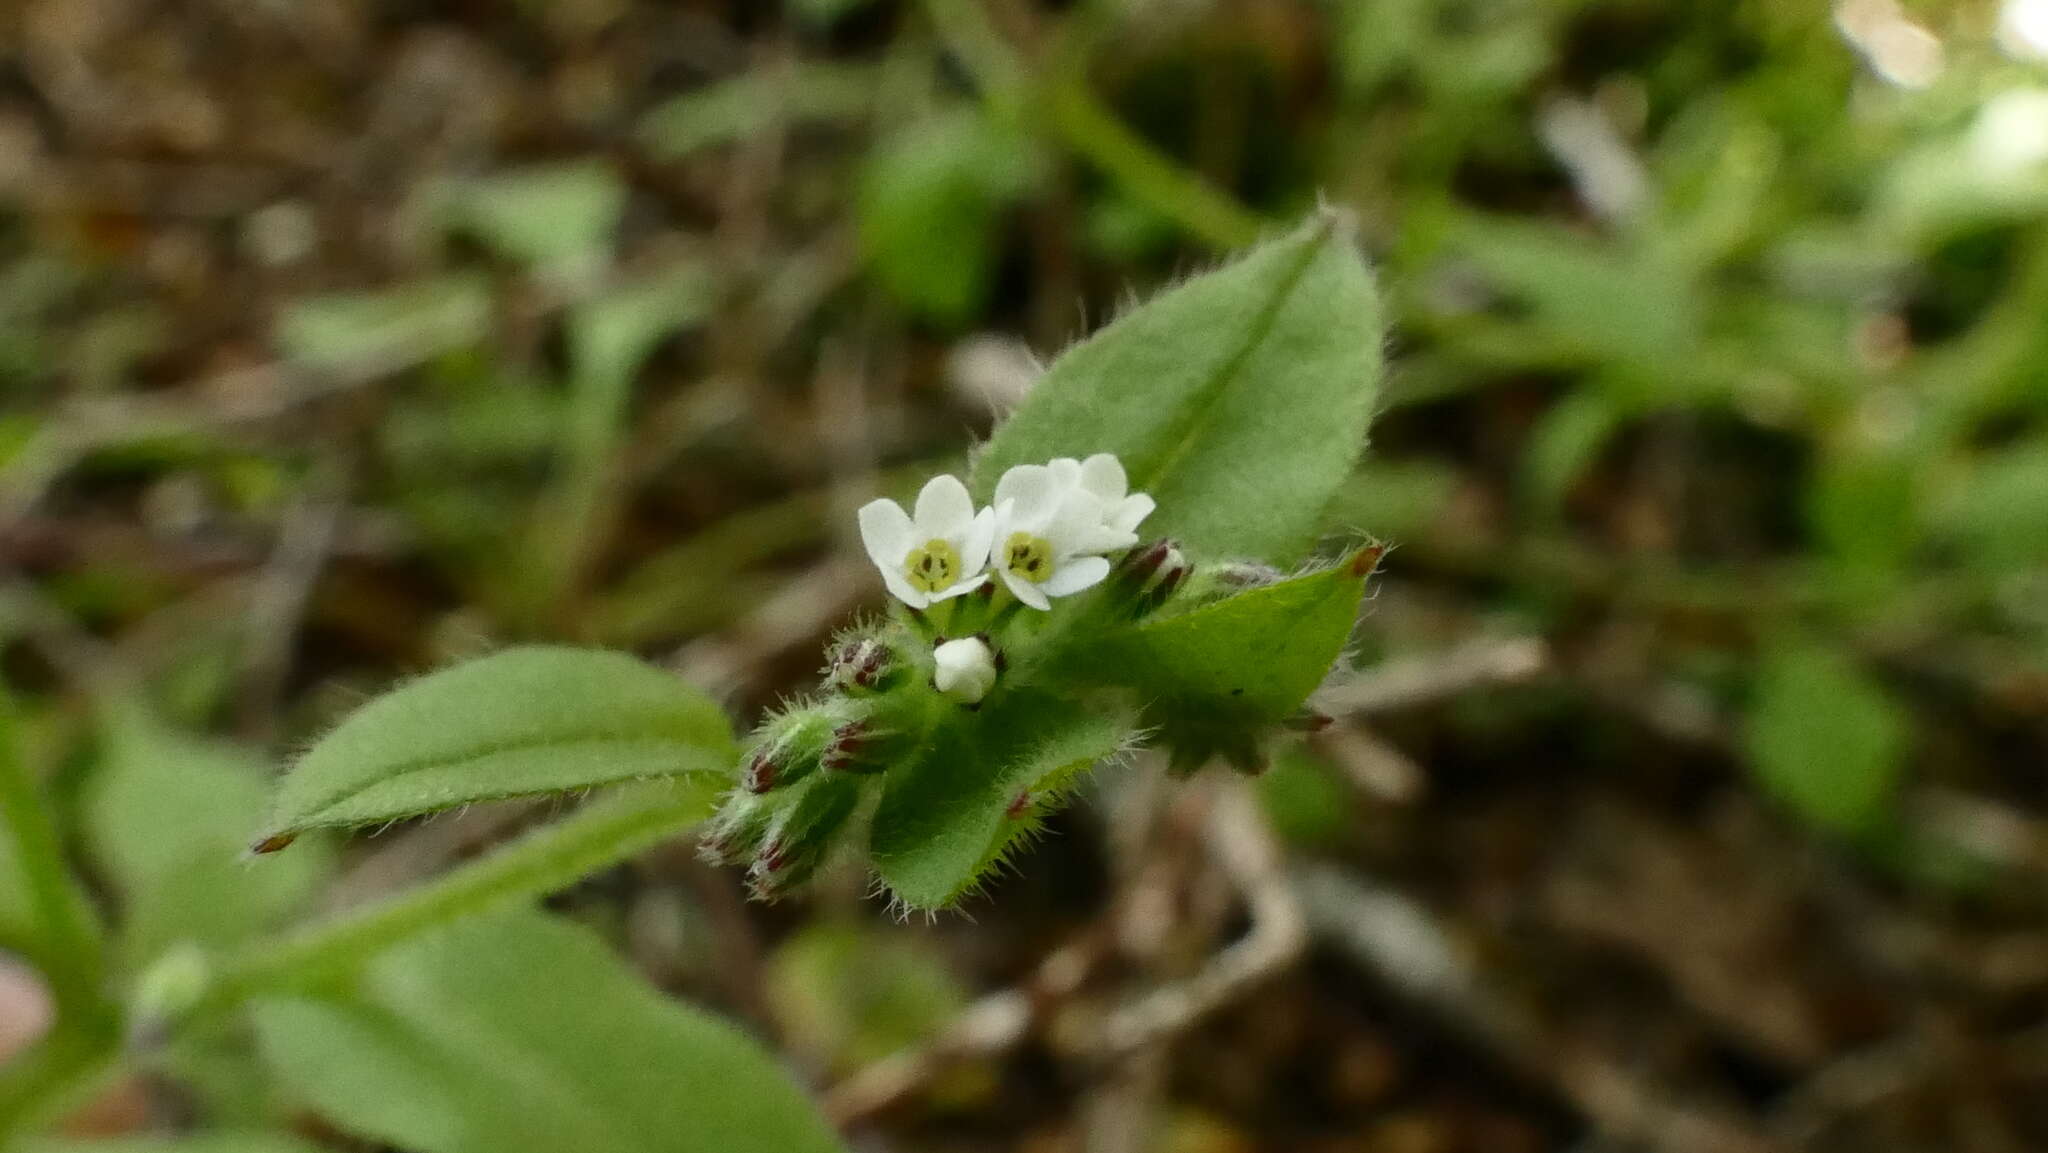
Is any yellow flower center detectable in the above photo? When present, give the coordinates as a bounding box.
[1003,532,1056,583]
[902,538,961,594]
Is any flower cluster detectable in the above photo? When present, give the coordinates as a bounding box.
[857,454,1155,612]
[706,452,1192,900]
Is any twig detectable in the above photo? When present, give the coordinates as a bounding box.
[1295,863,1780,1153]
[1317,635,1549,716]
[1310,724,1427,803]
[823,933,1108,1127]
[1072,778,1305,1063]
[824,775,1307,1126]
[237,456,351,737]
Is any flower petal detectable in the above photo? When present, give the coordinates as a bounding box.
[1079,454,1128,502]
[1046,457,1083,491]
[957,504,997,575]
[928,573,989,602]
[994,464,1056,530]
[913,474,975,539]
[857,498,916,568]
[876,561,930,608]
[1040,555,1111,597]
[1043,488,1110,555]
[1001,569,1051,610]
[1108,493,1155,535]
[1075,524,1140,554]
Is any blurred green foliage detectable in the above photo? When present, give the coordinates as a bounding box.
[3,0,2047,1145]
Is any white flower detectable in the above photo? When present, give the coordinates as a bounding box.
[989,456,1149,610]
[1062,453,1155,544]
[931,636,998,704]
[858,475,995,609]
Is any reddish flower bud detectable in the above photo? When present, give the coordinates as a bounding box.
[741,748,778,794]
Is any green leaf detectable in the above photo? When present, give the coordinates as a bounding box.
[1106,549,1375,721]
[84,710,332,969]
[1444,215,1697,370]
[1745,642,1908,838]
[1321,460,1460,543]
[17,1136,322,1153]
[1256,746,1352,849]
[639,63,877,157]
[871,692,1132,910]
[265,647,735,839]
[276,276,491,374]
[765,924,968,1073]
[858,108,1036,326]
[1928,438,2048,568]
[518,263,718,615]
[1808,437,1920,572]
[1520,387,1626,517]
[441,162,627,271]
[251,910,844,1153]
[972,212,1382,564]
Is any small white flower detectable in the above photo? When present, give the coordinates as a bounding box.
[931,636,998,704]
[989,456,1149,610]
[858,475,995,609]
[1063,453,1155,544]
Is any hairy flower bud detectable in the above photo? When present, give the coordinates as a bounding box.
[747,777,860,900]
[699,793,775,866]
[740,698,861,794]
[821,719,900,774]
[825,632,898,694]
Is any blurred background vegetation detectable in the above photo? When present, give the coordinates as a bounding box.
[1,0,2045,1149]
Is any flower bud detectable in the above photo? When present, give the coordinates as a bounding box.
[932,635,999,705]
[825,633,897,694]
[822,720,897,773]
[747,777,860,900]
[741,699,859,794]
[1119,538,1191,614]
[699,792,775,866]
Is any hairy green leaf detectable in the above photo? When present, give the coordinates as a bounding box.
[871,692,1132,910]
[265,647,735,839]
[1745,642,1908,838]
[85,710,332,969]
[252,910,844,1153]
[972,212,1382,563]
[1108,549,1376,720]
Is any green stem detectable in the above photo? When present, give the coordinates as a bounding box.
[0,697,119,1140]
[187,778,718,1020]
[921,0,1267,251]
[1042,79,1265,249]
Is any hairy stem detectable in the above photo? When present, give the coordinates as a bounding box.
[187,777,719,1021]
